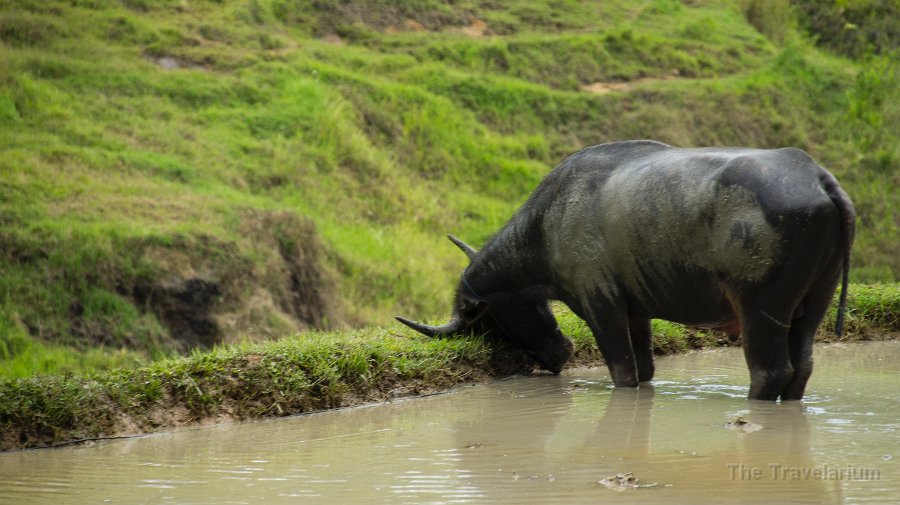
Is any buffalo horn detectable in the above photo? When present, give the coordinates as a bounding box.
[446,234,477,260]
[395,315,464,337]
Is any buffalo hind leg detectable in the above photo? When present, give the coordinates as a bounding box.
[629,319,655,382]
[780,314,816,401]
[741,308,794,401]
[781,272,841,400]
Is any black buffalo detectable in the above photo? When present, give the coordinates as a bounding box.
[397,140,854,401]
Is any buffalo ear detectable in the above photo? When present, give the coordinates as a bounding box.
[460,296,489,324]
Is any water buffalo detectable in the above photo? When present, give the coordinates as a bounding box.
[397,140,854,401]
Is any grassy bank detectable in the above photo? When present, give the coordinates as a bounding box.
[1,0,898,379]
[2,283,897,452]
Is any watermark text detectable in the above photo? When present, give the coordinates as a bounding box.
[727,463,881,481]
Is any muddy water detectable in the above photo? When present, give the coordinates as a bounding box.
[2,342,898,505]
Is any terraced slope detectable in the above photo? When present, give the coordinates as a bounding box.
[0,0,897,376]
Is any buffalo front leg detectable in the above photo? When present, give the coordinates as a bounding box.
[586,310,639,388]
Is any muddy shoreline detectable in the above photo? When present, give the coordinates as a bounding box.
[3,327,896,453]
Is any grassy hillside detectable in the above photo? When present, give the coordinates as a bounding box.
[1,0,898,376]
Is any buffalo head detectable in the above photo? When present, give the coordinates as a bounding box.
[395,235,574,373]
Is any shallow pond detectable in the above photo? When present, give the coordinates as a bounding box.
[2,341,899,504]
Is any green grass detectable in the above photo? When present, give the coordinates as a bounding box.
[0,306,147,378]
[0,0,898,378]
[825,283,900,338]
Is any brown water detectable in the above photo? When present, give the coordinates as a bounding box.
[2,341,898,505]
